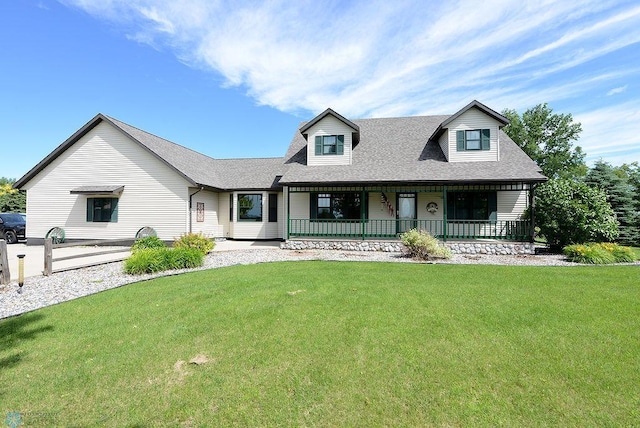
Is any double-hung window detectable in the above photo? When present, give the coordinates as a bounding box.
[314,135,344,155]
[456,129,490,151]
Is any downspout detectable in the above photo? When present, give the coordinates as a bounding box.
[188,187,204,234]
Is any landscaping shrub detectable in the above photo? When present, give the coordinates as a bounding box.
[173,233,215,255]
[131,236,166,253]
[166,247,205,270]
[563,242,637,264]
[400,228,452,260]
[535,179,618,250]
[124,247,204,274]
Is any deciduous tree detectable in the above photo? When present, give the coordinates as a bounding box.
[502,104,586,179]
[0,177,26,213]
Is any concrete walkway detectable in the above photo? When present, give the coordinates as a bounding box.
[3,240,282,281]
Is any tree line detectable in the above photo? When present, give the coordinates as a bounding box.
[502,104,640,249]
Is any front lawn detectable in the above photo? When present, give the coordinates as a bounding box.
[1,262,638,426]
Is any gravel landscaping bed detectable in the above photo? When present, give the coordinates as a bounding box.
[0,248,617,319]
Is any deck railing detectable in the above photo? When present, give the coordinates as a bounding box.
[288,219,531,241]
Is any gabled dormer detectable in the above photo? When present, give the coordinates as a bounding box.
[431,100,509,162]
[300,108,360,166]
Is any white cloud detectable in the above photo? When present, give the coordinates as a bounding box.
[575,102,640,165]
[59,0,640,163]
[607,85,628,96]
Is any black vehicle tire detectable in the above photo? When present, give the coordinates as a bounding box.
[4,230,17,244]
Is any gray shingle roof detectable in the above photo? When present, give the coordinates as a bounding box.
[280,115,546,185]
[107,116,284,190]
[16,104,545,192]
[15,114,283,191]
[210,158,284,190]
[104,115,224,189]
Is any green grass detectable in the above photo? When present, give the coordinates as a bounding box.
[1,262,639,426]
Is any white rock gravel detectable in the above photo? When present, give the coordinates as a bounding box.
[0,248,626,319]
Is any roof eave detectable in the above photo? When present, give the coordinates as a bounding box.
[14,113,200,189]
[441,100,510,128]
[299,108,360,134]
[100,115,198,187]
[280,177,548,187]
[14,113,108,189]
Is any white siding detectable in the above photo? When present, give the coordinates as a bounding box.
[218,192,232,238]
[368,192,397,236]
[497,190,528,221]
[306,116,353,166]
[289,192,310,219]
[24,122,192,241]
[446,108,501,163]
[229,191,283,239]
[190,190,222,238]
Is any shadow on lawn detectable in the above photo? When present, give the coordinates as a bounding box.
[0,313,54,398]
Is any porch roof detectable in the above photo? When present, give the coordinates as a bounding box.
[280,115,546,185]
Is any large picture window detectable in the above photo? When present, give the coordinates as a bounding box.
[310,193,366,220]
[314,135,344,155]
[238,194,263,222]
[447,191,497,221]
[456,129,490,151]
[87,198,118,222]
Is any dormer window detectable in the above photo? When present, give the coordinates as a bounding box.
[315,135,344,155]
[457,129,490,151]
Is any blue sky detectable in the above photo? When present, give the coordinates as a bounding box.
[2,0,639,180]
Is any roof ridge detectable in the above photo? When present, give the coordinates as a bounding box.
[214,156,284,161]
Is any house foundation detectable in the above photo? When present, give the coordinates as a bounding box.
[281,240,535,255]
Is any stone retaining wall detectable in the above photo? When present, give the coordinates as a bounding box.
[281,240,403,252]
[446,242,535,255]
[281,240,535,255]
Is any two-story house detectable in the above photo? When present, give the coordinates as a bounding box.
[15,100,546,248]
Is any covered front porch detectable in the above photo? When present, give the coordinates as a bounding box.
[285,183,536,242]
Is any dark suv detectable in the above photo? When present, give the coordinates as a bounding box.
[0,213,26,244]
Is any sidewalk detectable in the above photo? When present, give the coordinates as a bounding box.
[3,240,282,281]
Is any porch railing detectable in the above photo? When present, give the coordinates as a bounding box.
[288,219,531,241]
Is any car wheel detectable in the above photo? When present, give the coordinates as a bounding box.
[4,230,17,244]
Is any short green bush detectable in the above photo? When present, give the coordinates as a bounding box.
[124,247,205,274]
[400,228,452,260]
[131,236,166,254]
[165,247,205,270]
[609,244,637,263]
[125,248,168,274]
[173,233,215,255]
[563,242,637,264]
